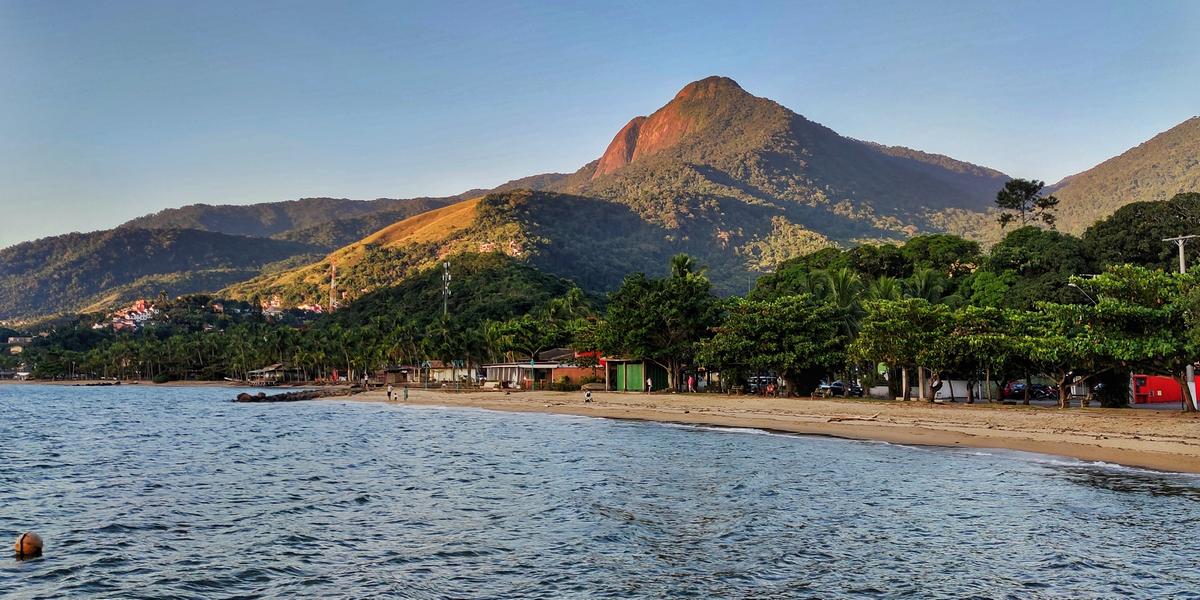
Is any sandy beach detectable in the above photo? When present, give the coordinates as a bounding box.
[349,388,1200,474]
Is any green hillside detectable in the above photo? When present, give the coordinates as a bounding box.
[223,189,808,303]
[120,195,461,240]
[1049,117,1200,234]
[325,252,575,331]
[270,199,454,249]
[0,228,322,321]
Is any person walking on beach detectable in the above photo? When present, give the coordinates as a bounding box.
[386,384,394,401]
[687,375,696,393]
[402,386,409,402]
[646,377,652,393]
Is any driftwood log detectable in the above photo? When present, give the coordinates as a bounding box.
[234,387,358,403]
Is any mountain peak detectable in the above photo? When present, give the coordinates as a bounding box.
[593,76,766,178]
[672,76,748,101]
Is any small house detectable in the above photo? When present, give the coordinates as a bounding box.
[378,365,419,385]
[423,360,478,384]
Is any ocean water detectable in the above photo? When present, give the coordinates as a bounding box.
[1,385,1199,599]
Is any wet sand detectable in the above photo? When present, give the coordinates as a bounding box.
[349,388,1200,474]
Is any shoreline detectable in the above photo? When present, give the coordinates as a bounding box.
[0,379,318,388]
[344,388,1200,474]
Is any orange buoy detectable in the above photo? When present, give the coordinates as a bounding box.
[14,532,43,559]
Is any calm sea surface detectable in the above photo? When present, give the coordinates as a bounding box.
[1,385,1199,599]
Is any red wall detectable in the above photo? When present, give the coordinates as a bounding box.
[1132,374,1200,404]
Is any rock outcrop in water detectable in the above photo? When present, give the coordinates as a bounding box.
[234,388,357,403]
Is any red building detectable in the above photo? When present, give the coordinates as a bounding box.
[1131,374,1200,405]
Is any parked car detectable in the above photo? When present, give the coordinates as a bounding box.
[818,380,864,397]
[1001,381,1058,400]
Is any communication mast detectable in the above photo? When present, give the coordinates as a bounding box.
[442,261,451,317]
[329,259,337,313]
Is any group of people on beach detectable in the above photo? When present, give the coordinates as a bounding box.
[385,384,408,402]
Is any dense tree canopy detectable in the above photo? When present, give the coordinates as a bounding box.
[1082,192,1200,271]
[598,256,720,388]
[697,295,845,391]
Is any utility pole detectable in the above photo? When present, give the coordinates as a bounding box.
[1163,235,1198,410]
[328,259,337,313]
[442,261,451,317]
[1165,235,1198,275]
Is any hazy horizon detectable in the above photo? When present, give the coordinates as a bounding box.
[2,0,1198,248]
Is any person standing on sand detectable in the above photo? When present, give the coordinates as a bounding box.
[646,377,652,393]
[387,384,394,401]
[403,386,409,402]
[687,375,696,393]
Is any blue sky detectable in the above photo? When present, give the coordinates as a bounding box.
[1,0,1198,248]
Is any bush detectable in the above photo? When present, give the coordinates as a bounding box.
[151,373,171,384]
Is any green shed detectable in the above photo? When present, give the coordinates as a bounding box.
[605,358,670,392]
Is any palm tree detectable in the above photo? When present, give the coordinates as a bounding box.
[822,267,865,337]
[866,276,903,301]
[906,267,962,306]
[670,253,706,279]
[545,287,592,322]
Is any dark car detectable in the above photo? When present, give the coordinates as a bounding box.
[1002,381,1058,400]
[819,380,864,397]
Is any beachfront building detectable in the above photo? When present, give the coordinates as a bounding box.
[377,365,419,385]
[482,360,562,389]
[482,348,596,389]
[423,360,478,384]
[604,358,669,392]
[246,363,304,385]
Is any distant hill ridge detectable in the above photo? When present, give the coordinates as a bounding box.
[0,228,323,321]
[119,194,473,239]
[1048,117,1200,234]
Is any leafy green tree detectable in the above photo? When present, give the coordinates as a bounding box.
[901,234,982,277]
[489,313,569,362]
[984,226,1092,309]
[996,178,1060,229]
[598,256,719,389]
[697,295,845,393]
[1061,265,1197,411]
[924,306,1017,403]
[1082,192,1200,270]
[850,299,952,400]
